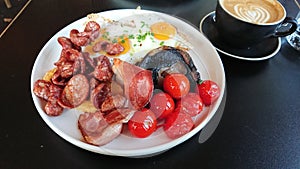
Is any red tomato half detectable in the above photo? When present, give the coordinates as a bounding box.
[196,80,220,106]
[128,109,157,138]
[163,73,190,99]
[149,92,175,119]
[176,92,204,117]
[164,107,194,139]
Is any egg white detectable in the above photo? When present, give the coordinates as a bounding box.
[99,13,190,64]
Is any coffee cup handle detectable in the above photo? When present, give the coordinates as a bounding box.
[272,17,298,37]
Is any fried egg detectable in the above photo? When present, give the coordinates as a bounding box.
[94,13,190,64]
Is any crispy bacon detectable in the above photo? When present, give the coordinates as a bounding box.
[101,94,126,112]
[78,108,136,146]
[78,111,123,146]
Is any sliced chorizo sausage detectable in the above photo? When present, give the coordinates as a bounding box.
[84,21,100,32]
[44,101,64,116]
[128,70,153,110]
[112,59,154,110]
[59,74,89,108]
[90,83,111,109]
[105,43,124,55]
[33,80,51,101]
[92,55,113,82]
[70,29,90,47]
[44,84,64,116]
[84,21,100,41]
[57,37,81,51]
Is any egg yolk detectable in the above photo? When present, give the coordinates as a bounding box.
[150,22,177,40]
[118,36,131,55]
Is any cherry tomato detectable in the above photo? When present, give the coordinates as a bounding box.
[128,109,157,138]
[163,73,190,99]
[164,107,194,139]
[196,80,220,106]
[176,93,203,117]
[149,92,175,119]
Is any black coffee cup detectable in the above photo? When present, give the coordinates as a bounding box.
[215,0,298,49]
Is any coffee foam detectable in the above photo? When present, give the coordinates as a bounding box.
[220,0,285,24]
[234,4,271,23]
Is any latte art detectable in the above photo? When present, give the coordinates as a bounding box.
[234,4,270,23]
[221,0,285,24]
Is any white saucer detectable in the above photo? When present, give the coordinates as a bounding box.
[199,11,281,61]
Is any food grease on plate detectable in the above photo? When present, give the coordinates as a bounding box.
[31,9,225,157]
[199,11,281,61]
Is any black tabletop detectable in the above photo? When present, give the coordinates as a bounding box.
[1,0,300,169]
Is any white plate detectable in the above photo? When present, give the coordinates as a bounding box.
[30,9,226,157]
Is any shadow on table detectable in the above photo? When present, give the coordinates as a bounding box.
[219,53,270,77]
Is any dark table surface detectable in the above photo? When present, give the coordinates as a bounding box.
[1,0,300,169]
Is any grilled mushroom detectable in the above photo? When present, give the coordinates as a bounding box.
[137,46,200,90]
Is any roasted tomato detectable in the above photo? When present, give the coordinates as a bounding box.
[163,73,190,99]
[176,92,203,117]
[196,80,220,106]
[164,107,194,139]
[128,109,157,138]
[149,92,175,119]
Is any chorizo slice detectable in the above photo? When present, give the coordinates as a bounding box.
[73,54,86,75]
[128,70,153,110]
[51,69,68,86]
[63,48,81,62]
[82,52,95,70]
[70,29,90,47]
[90,83,111,109]
[33,80,51,101]
[57,37,81,51]
[92,55,113,82]
[84,21,100,41]
[44,101,63,116]
[89,78,100,91]
[84,21,100,32]
[59,74,89,108]
[105,43,124,55]
[112,58,154,110]
[34,80,64,116]
[45,84,64,116]
[92,40,109,52]
[57,61,74,78]
[48,84,63,101]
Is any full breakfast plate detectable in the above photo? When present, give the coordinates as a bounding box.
[30,9,225,157]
